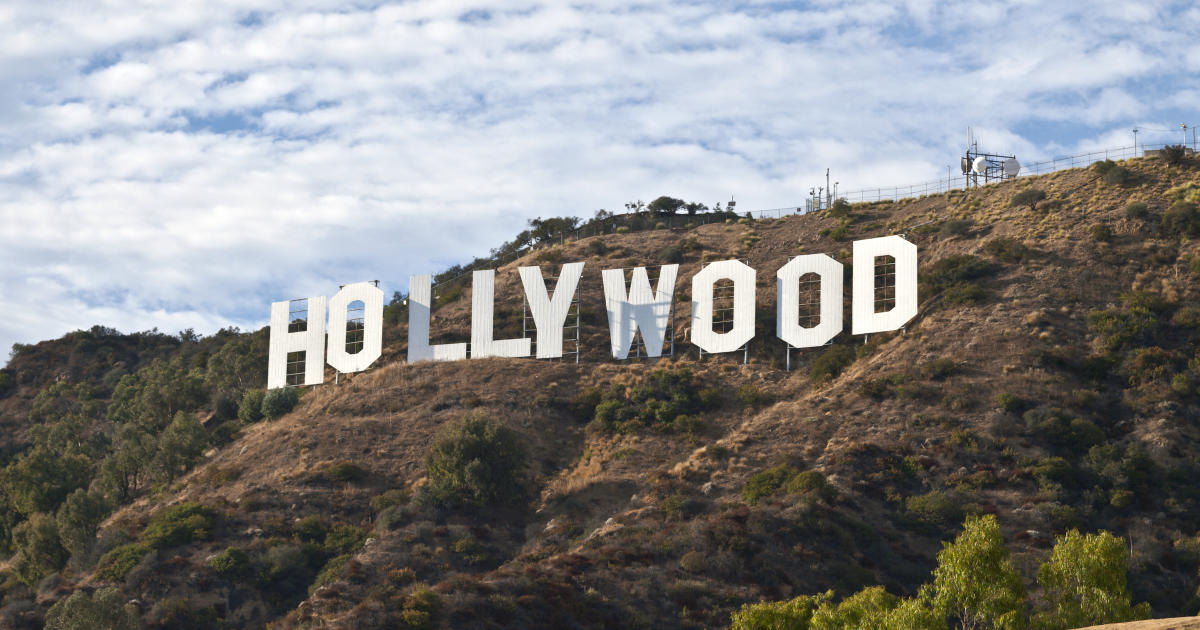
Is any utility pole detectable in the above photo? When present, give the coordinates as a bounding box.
[1132,127,1138,155]
[825,168,831,209]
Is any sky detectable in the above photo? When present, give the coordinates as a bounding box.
[1,0,1198,360]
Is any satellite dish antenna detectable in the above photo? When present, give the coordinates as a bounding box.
[960,157,970,174]
[972,156,988,174]
[1002,158,1020,177]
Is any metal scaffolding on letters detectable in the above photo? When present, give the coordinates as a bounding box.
[522,271,583,364]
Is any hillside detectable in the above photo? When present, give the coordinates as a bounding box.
[3,153,1200,629]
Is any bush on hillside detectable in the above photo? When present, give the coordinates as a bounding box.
[238,389,265,423]
[141,502,215,549]
[1011,188,1047,211]
[586,367,707,434]
[44,587,139,630]
[810,345,856,382]
[261,387,299,420]
[1162,144,1191,167]
[1162,201,1200,238]
[423,415,528,509]
[1124,202,1149,219]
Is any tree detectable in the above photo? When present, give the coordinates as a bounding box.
[1011,189,1047,212]
[647,196,685,216]
[810,587,898,629]
[684,201,708,215]
[424,414,527,509]
[12,512,68,586]
[151,412,208,483]
[96,425,156,504]
[1161,144,1190,167]
[2,446,93,517]
[730,591,827,630]
[261,387,299,420]
[238,389,265,423]
[44,587,141,630]
[56,489,109,560]
[1033,530,1150,629]
[932,514,1026,630]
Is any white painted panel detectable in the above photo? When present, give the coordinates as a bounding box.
[407,274,468,362]
[851,235,918,334]
[267,295,327,389]
[518,262,585,359]
[777,255,843,348]
[690,259,756,354]
[601,264,678,359]
[326,282,384,373]
[470,269,532,358]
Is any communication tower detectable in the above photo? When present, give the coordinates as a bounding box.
[962,127,1020,187]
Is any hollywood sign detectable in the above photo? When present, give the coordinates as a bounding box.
[267,235,917,389]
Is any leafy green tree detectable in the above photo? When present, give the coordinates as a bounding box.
[811,587,898,629]
[1033,530,1150,629]
[44,586,141,630]
[647,196,685,216]
[96,425,156,504]
[932,514,1026,630]
[424,414,527,509]
[238,389,265,423]
[56,489,109,560]
[152,412,208,482]
[2,446,92,517]
[730,591,828,630]
[203,329,267,396]
[261,387,299,420]
[107,356,206,431]
[12,512,68,586]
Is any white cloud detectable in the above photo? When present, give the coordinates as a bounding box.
[0,0,1196,361]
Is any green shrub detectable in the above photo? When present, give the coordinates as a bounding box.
[0,370,13,399]
[1125,346,1180,385]
[1011,188,1047,211]
[1091,224,1113,242]
[238,389,265,423]
[1087,306,1158,351]
[424,414,527,509]
[827,199,852,218]
[585,239,607,256]
[209,546,252,580]
[141,502,215,549]
[742,465,796,504]
[261,387,299,419]
[811,345,856,382]
[324,460,368,483]
[1093,159,1117,176]
[996,392,1022,413]
[1103,165,1134,186]
[785,470,829,495]
[939,219,973,237]
[309,554,352,595]
[1162,201,1200,237]
[921,358,959,380]
[982,237,1028,263]
[95,542,153,582]
[44,587,139,630]
[828,225,849,241]
[324,524,365,555]
[1124,202,1148,219]
[905,490,963,528]
[587,367,706,434]
[735,383,770,407]
[1162,144,1190,167]
[11,513,68,586]
[921,255,992,306]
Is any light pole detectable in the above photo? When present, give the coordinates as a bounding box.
[1132,127,1138,155]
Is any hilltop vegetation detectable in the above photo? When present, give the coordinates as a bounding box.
[1,152,1200,629]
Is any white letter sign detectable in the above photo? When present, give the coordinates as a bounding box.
[851,235,918,335]
[326,282,384,373]
[602,265,678,360]
[519,262,584,359]
[470,270,532,358]
[407,274,468,363]
[777,255,842,348]
[268,296,327,388]
[691,259,756,354]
